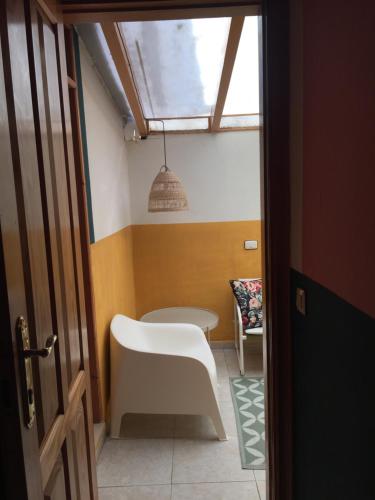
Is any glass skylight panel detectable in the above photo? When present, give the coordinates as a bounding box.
[220,114,260,128]
[149,118,209,132]
[223,16,259,116]
[119,18,231,119]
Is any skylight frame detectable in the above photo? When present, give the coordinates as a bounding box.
[147,114,260,134]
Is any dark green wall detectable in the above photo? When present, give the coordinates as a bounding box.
[291,269,375,500]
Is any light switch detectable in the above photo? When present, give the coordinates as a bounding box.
[296,288,306,315]
[244,240,258,250]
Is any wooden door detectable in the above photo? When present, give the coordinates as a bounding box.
[0,0,97,498]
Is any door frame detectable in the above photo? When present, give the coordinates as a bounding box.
[60,1,292,499]
[63,23,103,422]
[260,1,292,499]
[2,0,292,498]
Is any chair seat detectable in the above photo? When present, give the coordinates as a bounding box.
[245,327,263,335]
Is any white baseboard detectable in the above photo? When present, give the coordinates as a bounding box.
[93,422,106,461]
[210,340,235,349]
[244,335,263,354]
[210,338,263,354]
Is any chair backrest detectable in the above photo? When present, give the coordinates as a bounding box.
[229,278,263,330]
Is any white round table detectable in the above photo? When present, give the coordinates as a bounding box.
[140,307,219,344]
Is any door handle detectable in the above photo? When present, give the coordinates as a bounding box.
[16,316,57,429]
[23,334,57,359]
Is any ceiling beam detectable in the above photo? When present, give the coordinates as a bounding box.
[63,3,260,23]
[101,22,148,136]
[211,16,245,131]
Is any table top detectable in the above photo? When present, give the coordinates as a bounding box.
[140,307,219,331]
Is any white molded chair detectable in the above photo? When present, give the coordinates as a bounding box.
[234,299,263,375]
[110,314,227,440]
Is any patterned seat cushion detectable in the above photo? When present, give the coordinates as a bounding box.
[230,279,263,331]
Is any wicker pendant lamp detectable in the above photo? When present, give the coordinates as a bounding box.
[148,121,188,212]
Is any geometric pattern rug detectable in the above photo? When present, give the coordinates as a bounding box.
[230,377,265,469]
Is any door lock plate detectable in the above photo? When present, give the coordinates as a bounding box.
[17,316,36,429]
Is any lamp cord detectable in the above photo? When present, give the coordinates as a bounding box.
[163,120,167,168]
[156,119,167,169]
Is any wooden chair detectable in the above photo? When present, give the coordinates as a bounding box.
[231,279,263,375]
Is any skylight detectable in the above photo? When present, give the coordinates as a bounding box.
[102,16,260,133]
[223,16,259,116]
[119,18,231,119]
[149,118,209,132]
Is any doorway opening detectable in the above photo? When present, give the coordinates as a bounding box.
[70,9,267,499]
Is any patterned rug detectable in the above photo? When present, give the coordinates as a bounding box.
[230,377,265,469]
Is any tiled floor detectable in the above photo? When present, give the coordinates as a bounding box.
[97,348,266,499]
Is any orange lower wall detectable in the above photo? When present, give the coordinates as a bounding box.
[132,221,262,341]
[90,226,136,417]
[90,220,261,420]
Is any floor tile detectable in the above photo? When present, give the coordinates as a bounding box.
[99,485,171,499]
[254,469,266,481]
[217,378,232,402]
[244,352,264,377]
[97,439,173,487]
[243,336,263,355]
[224,349,264,377]
[94,422,106,460]
[172,481,260,500]
[223,349,240,377]
[212,350,228,380]
[174,401,237,440]
[97,349,267,495]
[257,480,266,500]
[172,437,254,483]
[120,414,175,438]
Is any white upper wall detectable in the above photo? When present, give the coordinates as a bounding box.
[80,37,261,232]
[80,39,132,242]
[127,130,260,225]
